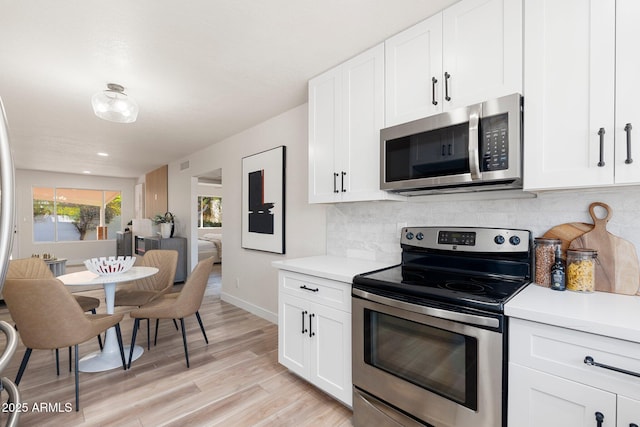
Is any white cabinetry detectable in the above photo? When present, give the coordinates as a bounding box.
[508,318,640,426]
[308,43,398,204]
[278,270,352,406]
[523,0,640,191]
[384,0,522,127]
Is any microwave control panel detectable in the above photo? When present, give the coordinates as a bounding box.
[481,113,509,171]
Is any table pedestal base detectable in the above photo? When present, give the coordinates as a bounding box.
[79,345,143,373]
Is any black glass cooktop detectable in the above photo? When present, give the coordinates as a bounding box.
[353,265,530,313]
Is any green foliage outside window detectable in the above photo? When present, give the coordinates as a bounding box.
[33,188,122,241]
[198,196,222,228]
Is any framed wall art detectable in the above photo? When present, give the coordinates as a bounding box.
[241,145,285,254]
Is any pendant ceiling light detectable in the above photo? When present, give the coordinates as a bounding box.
[91,83,138,123]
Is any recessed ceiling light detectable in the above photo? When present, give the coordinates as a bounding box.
[97,152,109,157]
[83,170,91,174]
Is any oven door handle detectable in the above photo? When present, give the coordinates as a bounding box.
[352,288,499,328]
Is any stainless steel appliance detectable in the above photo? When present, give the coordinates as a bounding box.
[0,96,22,426]
[380,93,523,195]
[352,226,532,427]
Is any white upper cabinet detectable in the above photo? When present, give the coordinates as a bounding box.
[614,0,640,184]
[385,0,523,127]
[385,13,444,126]
[309,43,401,204]
[308,67,342,202]
[524,0,640,190]
[442,0,523,110]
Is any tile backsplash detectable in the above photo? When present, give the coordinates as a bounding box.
[326,187,640,265]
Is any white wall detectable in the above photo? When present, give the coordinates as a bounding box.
[15,169,136,265]
[326,187,640,265]
[167,104,327,322]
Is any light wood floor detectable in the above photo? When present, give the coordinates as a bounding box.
[0,267,353,426]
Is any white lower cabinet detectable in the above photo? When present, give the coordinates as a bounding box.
[618,396,640,427]
[509,318,640,426]
[278,271,352,406]
[509,364,617,426]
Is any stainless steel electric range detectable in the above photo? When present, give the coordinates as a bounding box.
[352,226,532,427]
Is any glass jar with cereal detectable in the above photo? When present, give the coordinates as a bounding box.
[566,249,597,292]
[534,238,562,287]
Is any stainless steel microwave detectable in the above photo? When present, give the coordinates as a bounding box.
[380,93,523,195]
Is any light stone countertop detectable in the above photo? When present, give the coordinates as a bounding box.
[505,283,640,343]
[272,255,396,284]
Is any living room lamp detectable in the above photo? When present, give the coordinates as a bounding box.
[91,83,139,123]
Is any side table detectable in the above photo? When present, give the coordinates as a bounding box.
[44,258,67,276]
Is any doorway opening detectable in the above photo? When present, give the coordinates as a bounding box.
[195,169,222,296]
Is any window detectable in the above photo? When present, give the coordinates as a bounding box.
[197,196,222,228]
[33,187,122,242]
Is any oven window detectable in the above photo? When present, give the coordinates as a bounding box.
[364,309,478,410]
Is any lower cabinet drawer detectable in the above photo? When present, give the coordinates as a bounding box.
[279,271,351,312]
[509,318,640,400]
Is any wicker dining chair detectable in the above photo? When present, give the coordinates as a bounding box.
[128,257,214,368]
[3,277,127,411]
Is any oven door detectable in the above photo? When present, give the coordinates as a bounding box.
[352,289,504,427]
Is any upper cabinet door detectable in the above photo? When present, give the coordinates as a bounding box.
[523,0,615,191]
[614,0,640,184]
[308,68,342,203]
[385,13,443,127]
[342,43,385,201]
[442,0,523,110]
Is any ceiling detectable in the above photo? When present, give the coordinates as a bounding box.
[0,0,458,179]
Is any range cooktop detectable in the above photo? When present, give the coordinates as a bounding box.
[353,226,533,313]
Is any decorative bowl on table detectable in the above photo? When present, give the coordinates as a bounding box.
[84,256,136,276]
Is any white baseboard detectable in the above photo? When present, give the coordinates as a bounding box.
[220,292,278,324]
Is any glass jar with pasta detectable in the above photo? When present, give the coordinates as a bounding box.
[566,249,597,292]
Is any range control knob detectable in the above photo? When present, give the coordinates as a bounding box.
[416,232,424,240]
[509,235,521,246]
[494,235,505,245]
[406,232,414,240]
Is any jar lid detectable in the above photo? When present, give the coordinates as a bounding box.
[567,248,598,257]
[534,237,562,243]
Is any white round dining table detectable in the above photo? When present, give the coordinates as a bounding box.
[57,266,158,372]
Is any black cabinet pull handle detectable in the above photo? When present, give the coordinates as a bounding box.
[442,144,446,156]
[584,355,640,378]
[448,144,452,156]
[301,310,307,334]
[309,313,315,337]
[595,412,604,427]
[444,72,451,101]
[333,172,339,193]
[300,285,319,293]
[431,77,438,106]
[341,171,346,192]
[630,424,638,427]
[597,128,606,167]
[625,123,633,164]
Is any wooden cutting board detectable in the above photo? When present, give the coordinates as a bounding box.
[542,222,593,253]
[568,202,640,295]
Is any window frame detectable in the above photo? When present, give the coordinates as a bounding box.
[32,186,123,242]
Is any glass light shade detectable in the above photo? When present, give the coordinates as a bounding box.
[91,84,138,123]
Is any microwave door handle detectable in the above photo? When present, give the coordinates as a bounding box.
[468,106,482,180]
